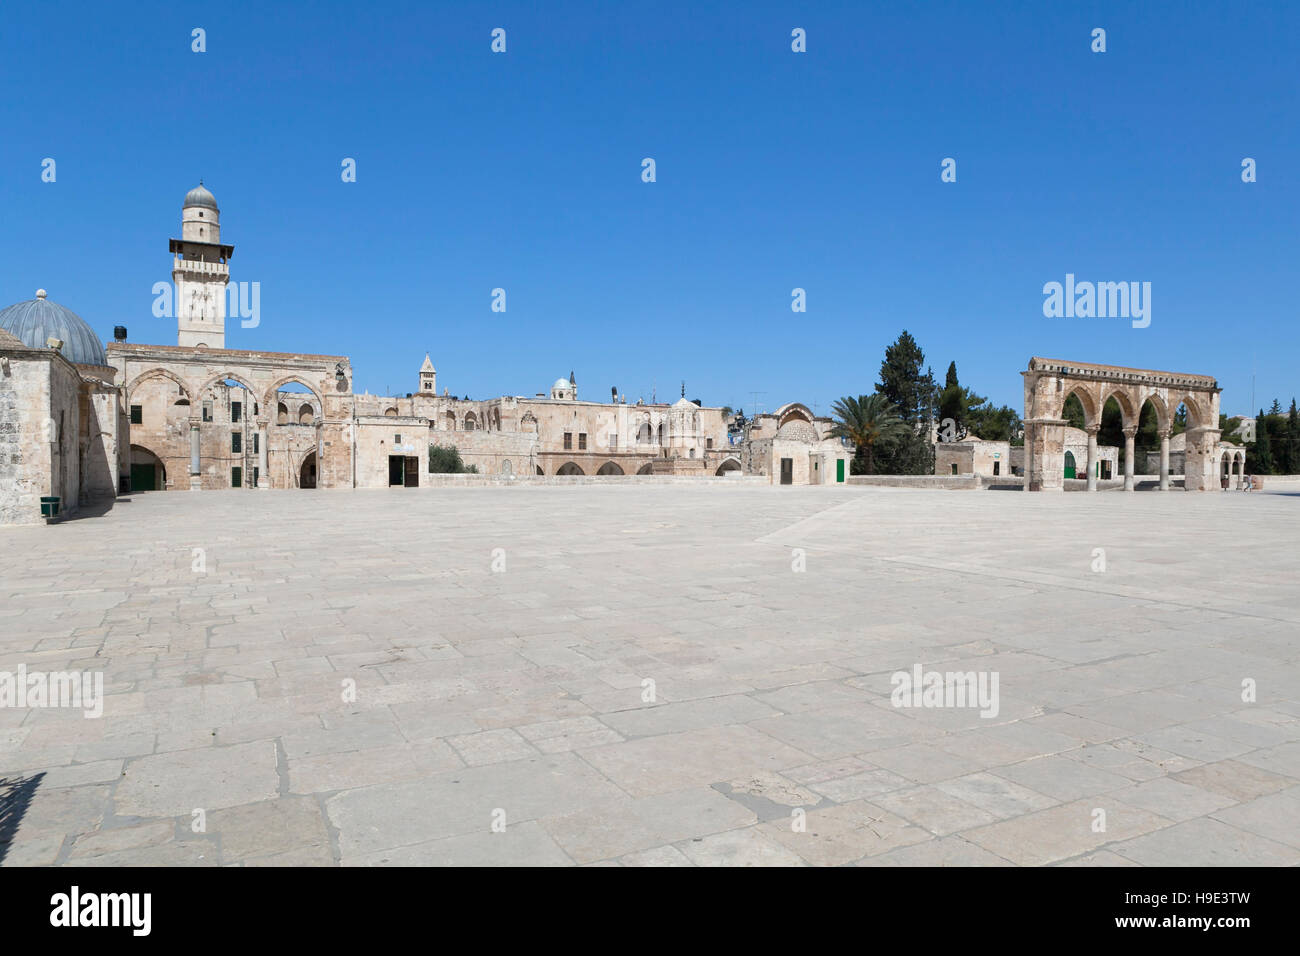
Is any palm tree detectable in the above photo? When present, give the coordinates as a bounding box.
[830,394,909,474]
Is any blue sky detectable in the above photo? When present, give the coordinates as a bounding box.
[2,1,1296,416]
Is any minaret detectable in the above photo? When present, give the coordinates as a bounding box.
[172,182,234,348]
[419,354,437,394]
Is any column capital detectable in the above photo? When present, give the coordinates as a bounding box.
[1085,424,1100,436]
[1122,425,1139,439]
[188,417,202,428]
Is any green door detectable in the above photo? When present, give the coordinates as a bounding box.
[130,463,156,491]
[836,459,845,483]
[231,467,242,488]
[1064,451,1077,479]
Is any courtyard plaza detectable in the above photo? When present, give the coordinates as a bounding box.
[1,484,1297,866]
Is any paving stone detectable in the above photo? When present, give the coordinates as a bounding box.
[113,742,279,818]
[0,486,1297,865]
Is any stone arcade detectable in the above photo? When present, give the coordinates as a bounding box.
[1022,357,1241,492]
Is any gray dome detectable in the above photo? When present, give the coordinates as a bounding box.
[183,182,218,211]
[0,291,107,366]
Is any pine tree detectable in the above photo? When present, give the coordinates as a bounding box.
[1250,410,1274,474]
[877,331,928,423]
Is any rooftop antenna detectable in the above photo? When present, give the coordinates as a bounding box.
[749,390,768,416]
[681,381,686,399]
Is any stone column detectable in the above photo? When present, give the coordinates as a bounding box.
[258,420,269,488]
[1123,426,1137,491]
[1086,426,1099,492]
[1158,430,1171,490]
[1236,453,1244,490]
[1024,418,1067,491]
[189,418,202,491]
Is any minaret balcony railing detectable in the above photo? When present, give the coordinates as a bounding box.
[173,256,230,277]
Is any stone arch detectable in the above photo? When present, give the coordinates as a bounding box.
[197,371,261,404]
[636,463,654,475]
[299,403,315,424]
[715,457,741,475]
[444,410,457,431]
[383,406,398,418]
[535,464,544,475]
[128,444,167,491]
[556,462,584,476]
[1169,393,1209,430]
[1136,390,1171,434]
[637,422,652,443]
[776,403,814,428]
[126,367,194,405]
[298,450,317,489]
[1097,386,1140,428]
[596,461,624,476]
[464,411,478,431]
[1057,386,1100,429]
[262,376,324,415]
[277,402,289,425]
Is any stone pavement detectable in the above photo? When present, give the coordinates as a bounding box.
[1,485,1297,866]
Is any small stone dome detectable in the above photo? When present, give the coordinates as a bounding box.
[184,182,219,211]
[0,290,106,366]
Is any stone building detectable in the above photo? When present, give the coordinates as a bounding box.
[0,293,124,524]
[737,403,852,485]
[0,183,844,524]
[934,437,1013,478]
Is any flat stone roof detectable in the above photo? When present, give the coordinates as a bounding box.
[108,342,350,363]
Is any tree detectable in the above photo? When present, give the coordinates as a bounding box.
[966,403,1022,442]
[873,332,937,473]
[1249,410,1274,474]
[830,394,909,475]
[428,443,473,473]
[1286,399,1300,475]
[877,331,932,424]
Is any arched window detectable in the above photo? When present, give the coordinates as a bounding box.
[299,403,313,424]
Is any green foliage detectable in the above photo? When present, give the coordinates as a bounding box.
[966,403,1022,442]
[1062,394,1086,430]
[944,361,959,389]
[877,331,935,424]
[1250,410,1274,474]
[830,394,910,475]
[428,443,473,474]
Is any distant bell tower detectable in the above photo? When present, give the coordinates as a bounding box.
[419,353,437,394]
[172,182,234,349]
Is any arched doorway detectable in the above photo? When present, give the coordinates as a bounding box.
[596,461,624,476]
[715,458,741,476]
[1063,450,1077,479]
[556,462,584,476]
[636,463,654,475]
[299,451,317,489]
[129,445,166,491]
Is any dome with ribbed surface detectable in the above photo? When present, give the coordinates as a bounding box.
[0,291,106,366]
[184,182,218,211]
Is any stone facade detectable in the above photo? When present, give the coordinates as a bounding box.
[738,403,851,485]
[0,329,124,524]
[0,184,846,523]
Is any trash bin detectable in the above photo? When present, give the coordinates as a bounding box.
[40,496,61,518]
